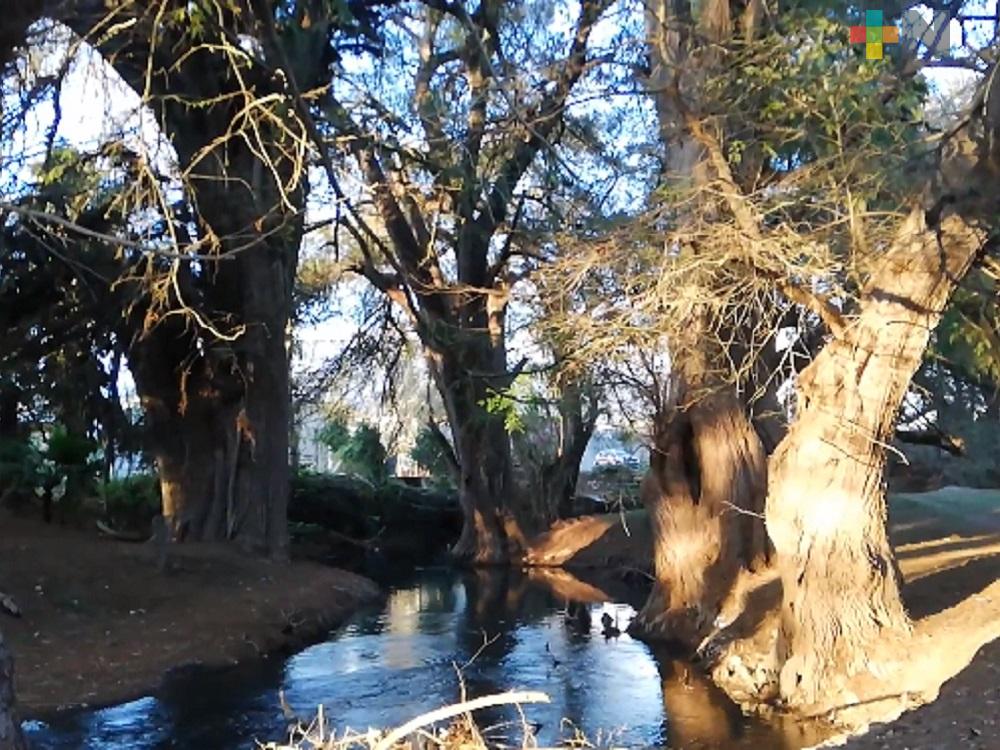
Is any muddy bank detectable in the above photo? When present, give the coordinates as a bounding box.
[525,508,652,570]
[0,512,379,715]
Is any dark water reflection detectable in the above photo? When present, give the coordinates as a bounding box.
[24,568,818,749]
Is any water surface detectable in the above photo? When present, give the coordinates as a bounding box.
[24,567,815,748]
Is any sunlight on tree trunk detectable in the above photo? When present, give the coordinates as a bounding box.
[714,209,988,713]
[769,212,983,708]
[632,381,767,646]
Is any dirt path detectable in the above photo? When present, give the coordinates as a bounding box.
[0,512,379,715]
[839,638,1000,749]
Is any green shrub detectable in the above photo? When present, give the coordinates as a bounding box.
[290,469,379,537]
[0,438,44,508]
[318,419,389,485]
[45,426,97,467]
[410,426,455,488]
[340,424,388,484]
[317,418,351,453]
[99,473,161,532]
[44,426,99,516]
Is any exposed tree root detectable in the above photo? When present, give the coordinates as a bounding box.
[707,577,1000,737]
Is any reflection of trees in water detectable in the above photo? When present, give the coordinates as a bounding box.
[461,571,618,747]
[654,651,743,748]
[412,573,461,614]
[454,568,535,743]
[157,660,289,746]
[353,570,462,638]
[651,645,807,750]
[32,660,291,749]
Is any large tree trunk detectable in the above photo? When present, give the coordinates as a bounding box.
[68,4,306,557]
[762,212,984,709]
[631,376,767,646]
[127,313,240,542]
[428,299,525,564]
[712,210,987,712]
[441,371,522,565]
[630,0,769,646]
[0,631,25,750]
[129,257,295,556]
[217,251,296,557]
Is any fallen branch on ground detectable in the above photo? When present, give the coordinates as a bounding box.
[374,691,550,750]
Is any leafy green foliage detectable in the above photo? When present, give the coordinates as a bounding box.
[1,146,139,476]
[317,417,351,453]
[338,424,387,484]
[43,426,99,514]
[46,426,96,468]
[99,474,161,532]
[0,437,43,508]
[318,419,388,485]
[482,390,526,435]
[290,469,458,544]
[0,427,100,516]
[710,9,928,209]
[410,427,455,488]
[934,273,1000,386]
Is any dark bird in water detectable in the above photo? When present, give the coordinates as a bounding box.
[601,612,621,638]
[545,641,561,667]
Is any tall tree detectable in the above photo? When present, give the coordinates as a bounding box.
[0,16,43,746]
[551,0,1000,717]
[594,0,771,644]
[20,0,385,554]
[310,0,621,561]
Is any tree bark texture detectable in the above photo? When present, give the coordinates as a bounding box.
[0,631,25,750]
[632,376,768,646]
[431,326,525,564]
[760,210,986,709]
[63,4,309,556]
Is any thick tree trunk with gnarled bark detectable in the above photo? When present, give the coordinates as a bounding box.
[0,631,25,750]
[129,251,295,555]
[70,4,305,557]
[450,404,520,564]
[630,0,770,646]
[764,211,984,710]
[712,208,988,714]
[632,372,768,646]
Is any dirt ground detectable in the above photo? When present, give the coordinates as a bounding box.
[528,487,1000,749]
[0,511,380,716]
[839,638,1000,749]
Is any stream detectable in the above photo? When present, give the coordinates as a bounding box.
[24,567,820,749]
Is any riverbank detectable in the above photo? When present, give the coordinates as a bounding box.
[527,488,1000,748]
[0,511,380,715]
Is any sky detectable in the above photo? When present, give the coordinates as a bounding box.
[1,2,991,435]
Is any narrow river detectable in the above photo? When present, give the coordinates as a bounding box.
[24,567,819,749]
